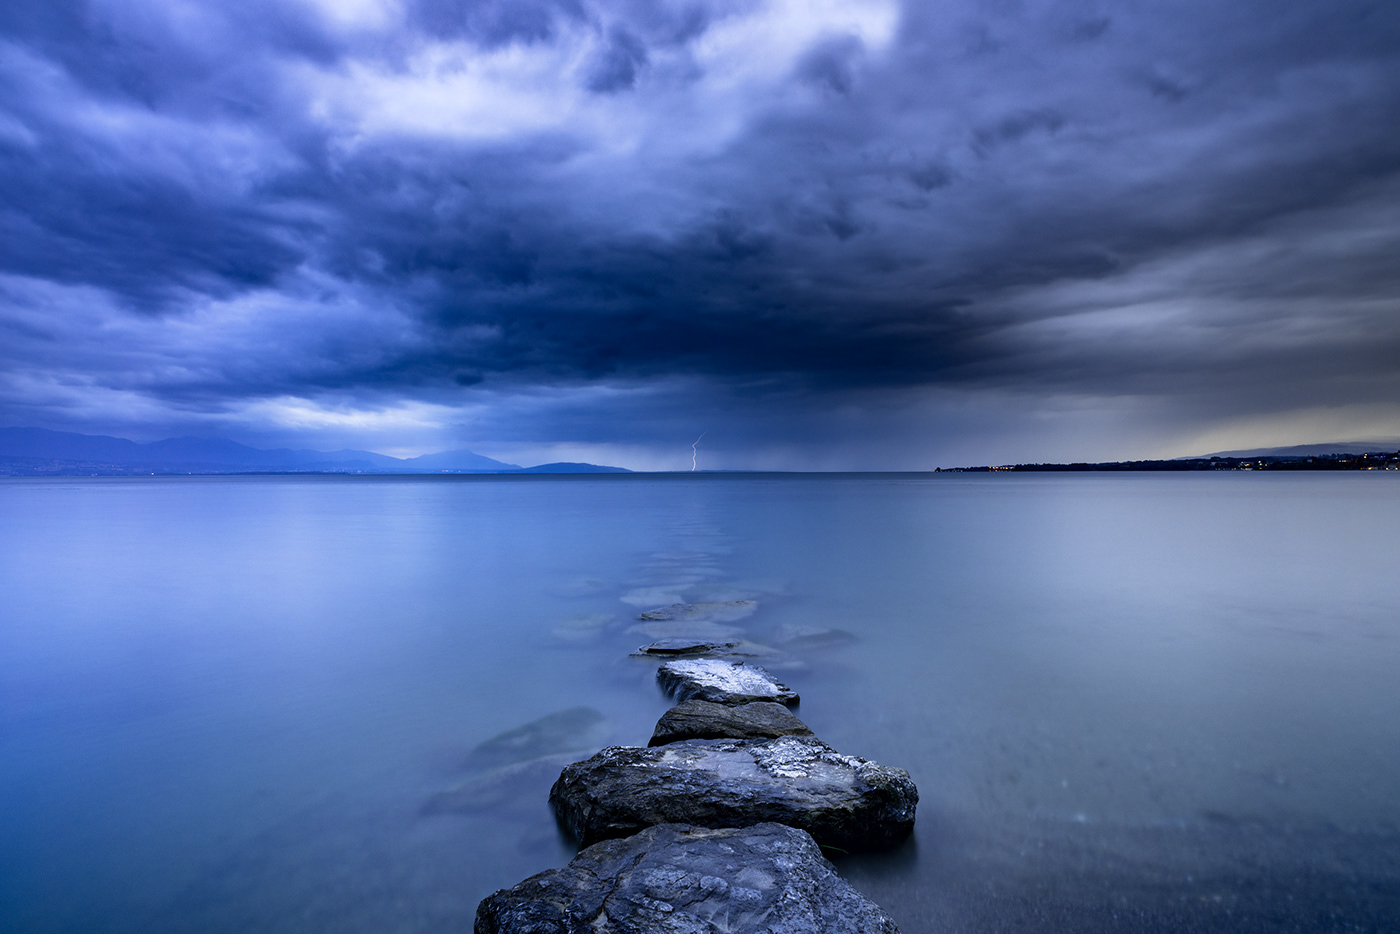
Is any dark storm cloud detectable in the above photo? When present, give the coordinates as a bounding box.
[410,0,586,47]
[1,0,1399,462]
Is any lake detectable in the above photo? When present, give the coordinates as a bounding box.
[1,473,1397,932]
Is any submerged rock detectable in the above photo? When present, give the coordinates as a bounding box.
[476,822,899,934]
[620,587,689,608]
[425,753,582,816]
[549,614,615,645]
[428,708,613,816]
[636,600,756,623]
[657,658,800,706]
[631,638,782,660]
[463,707,611,773]
[631,638,740,657]
[772,623,857,648]
[627,619,745,642]
[549,736,917,851]
[649,698,815,746]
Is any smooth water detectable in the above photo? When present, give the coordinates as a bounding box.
[1,473,1397,932]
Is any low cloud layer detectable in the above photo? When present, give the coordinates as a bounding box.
[2,0,1398,466]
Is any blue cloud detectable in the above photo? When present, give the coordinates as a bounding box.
[0,0,1399,463]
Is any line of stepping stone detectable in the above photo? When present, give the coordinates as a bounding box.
[476,636,918,933]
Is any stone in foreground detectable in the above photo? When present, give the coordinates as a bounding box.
[657,658,799,706]
[475,822,899,934]
[550,736,917,851]
[649,698,814,746]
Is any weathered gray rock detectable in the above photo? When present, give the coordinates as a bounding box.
[657,658,799,706]
[475,822,900,934]
[649,699,814,746]
[631,639,783,663]
[631,638,741,658]
[549,736,917,852]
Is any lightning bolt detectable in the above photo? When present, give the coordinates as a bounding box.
[691,432,706,472]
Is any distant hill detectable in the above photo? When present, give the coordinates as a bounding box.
[0,428,626,475]
[519,462,632,473]
[399,449,521,471]
[941,448,1400,472]
[1196,441,1400,459]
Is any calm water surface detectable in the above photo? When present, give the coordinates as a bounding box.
[1,473,1397,932]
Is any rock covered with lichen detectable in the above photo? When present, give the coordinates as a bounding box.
[474,822,900,934]
[649,698,814,746]
[549,735,917,851]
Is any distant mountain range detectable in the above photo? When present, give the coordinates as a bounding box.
[0,428,630,476]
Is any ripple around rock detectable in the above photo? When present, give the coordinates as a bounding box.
[657,658,799,706]
[475,822,900,934]
[649,699,815,746]
[549,736,917,852]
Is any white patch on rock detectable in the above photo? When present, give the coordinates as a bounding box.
[664,659,783,696]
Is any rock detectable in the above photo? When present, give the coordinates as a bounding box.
[772,623,856,648]
[463,707,611,773]
[550,614,614,644]
[621,587,689,608]
[628,620,745,641]
[649,699,815,746]
[657,658,799,706]
[631,638,781,660]
[475,822,900,934]
[425,753,582,816]
[636,600,756,623]
[631,638,741,657]
[549,736,917,852]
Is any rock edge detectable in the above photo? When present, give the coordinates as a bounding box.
[475,822,900,934]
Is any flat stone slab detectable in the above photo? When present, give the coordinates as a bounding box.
[631,638,741,658]
[475,822,900,934]
[637,600,756,623]
[550,736,917,852]
[649,699,815,746]
[657,658,799,705]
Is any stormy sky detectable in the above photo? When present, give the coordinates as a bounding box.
[1,0,1398,468]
